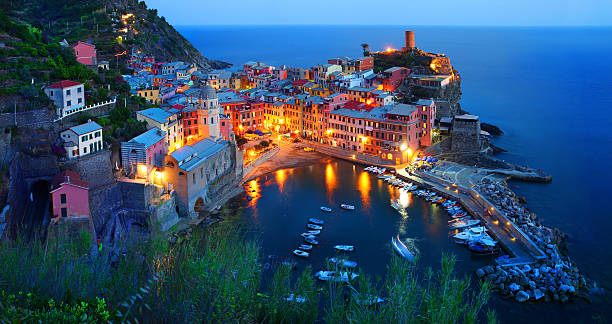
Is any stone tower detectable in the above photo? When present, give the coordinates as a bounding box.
[198,84,221,139]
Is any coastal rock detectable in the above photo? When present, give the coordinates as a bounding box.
[516,290,530,303]
[533,289,545,300]
[509,283,521,292]
[476,268,486,278]
[484,265,494,274]
[559,284,570,293]
[528,280,537,289]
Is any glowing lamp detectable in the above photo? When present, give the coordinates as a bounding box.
[400,143,408,151]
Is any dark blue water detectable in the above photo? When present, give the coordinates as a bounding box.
[179,26,612,322]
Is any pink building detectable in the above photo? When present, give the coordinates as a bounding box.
[324,93,350,110]
[379,67,410,92]
[220,115,232,140]
[72,41,97,65]
[50,170,90,219]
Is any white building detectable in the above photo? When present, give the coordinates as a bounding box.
[44,80,85,117]
[60,121,103,159]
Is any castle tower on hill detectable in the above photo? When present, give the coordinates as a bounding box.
[402,30,415,51]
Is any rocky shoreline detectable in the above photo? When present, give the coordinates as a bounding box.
[473,179,602,303]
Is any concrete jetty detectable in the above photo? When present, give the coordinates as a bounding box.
[395,168,547,266]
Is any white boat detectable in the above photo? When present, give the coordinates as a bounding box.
[301,232,316,238]
[299,244,313,251]
[307,224,322,230]
[309,218,324,225]
[304,236,319,245]
[293,249,309,257]
[377,175,390,179]
[284,294,306,303]
[454,231,496,245]
[320,206,332,212]
[334,245,355,252]
[306,230,320,235]
[328,257,357,268]
[315,271,359,282]
[391,235,415,262]
[450,219,480,229]
[390,199,402,211]
[340,204,355,210]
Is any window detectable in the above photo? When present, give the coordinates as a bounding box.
[50,91,53,96]
[77,87,82,93]
[192,174,196,184]
[78,98,82,104]
[66,89,71,96]
[61,208,67,218]
[83,147,87,153]
[67,100,71,106]
[60,194,66,204]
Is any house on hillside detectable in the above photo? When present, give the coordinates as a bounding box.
[60,121,103,159]
[121,127,168,181]
[50,170,90,219]
[72,41,97,65]
[44,80,85,117]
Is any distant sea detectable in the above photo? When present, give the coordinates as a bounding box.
[178,25,612,322]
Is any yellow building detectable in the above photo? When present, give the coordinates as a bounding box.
[137,88,160,104]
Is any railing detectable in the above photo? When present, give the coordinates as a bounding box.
[242,146,280,178]
[304,140,396,166]
[54,97,117,122]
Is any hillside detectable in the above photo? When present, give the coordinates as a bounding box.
[0,0,229,111]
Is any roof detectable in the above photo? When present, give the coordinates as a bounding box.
[385,103,418,116]
[68,121,102,135]
[416,98,434,106]
[127,128,166,149]
[200,85,218,100]
[47,80,82,89]
[440,117,453,124]
[137,108,172,124]
[383,67,406,73]
[72,41,94,49]
[455,114,479,121]
[170,138,228,172]
[51,170,89,191]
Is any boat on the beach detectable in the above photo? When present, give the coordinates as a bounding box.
[320,206,332,212]
[299,244,313,251]
[391,235,415,262]
[340,204,355,210]
[309,218,324,225]
[334,245,355,252]
[328,257,358,268]
[307,224,322,230]
[315,271,359,282]
[293,250,309,257]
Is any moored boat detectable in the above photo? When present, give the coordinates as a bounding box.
[334,245,355,252]
[309,218,324,225]
[304,236,319,245]
[293,249,309,257]
[391,235,415,262]
[307,224,322,230]
[306,229,320,235]
[450,219,480,229]
[468,239,498,255]
[320,206,332,212]
[299,244,313,251]
[340,204,355,210]
[328,257,358,268]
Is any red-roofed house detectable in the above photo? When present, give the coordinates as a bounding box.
[44,80,85,117]
[72,41,97,65]
[50,170,90,219]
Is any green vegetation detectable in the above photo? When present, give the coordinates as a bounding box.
[0,221,494,323]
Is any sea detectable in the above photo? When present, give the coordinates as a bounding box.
[177,25,612,322]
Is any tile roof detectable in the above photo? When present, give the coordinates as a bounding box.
[47,80,82,89]
[51,170,89,191]
[385,103,417,116]
[68,121,102,135]
[170,138,228,172]
[137,108,172,124]
[127,128,166,149]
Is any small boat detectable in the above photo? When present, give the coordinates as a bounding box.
[315,271,359,282]
[304,236,319,245]
[468,239,498,255]
[299,244,313,251]
[390,199,402,211]
[391,235,414,262]
[334,245,355,252]
[320,206,332,212]
[453,231,495,245]
[309,218,324,225]
[307,224,322,230]
[306,230,320,235]
[293,249,309,257]
[340,204,355,210]
[450,219,480,229]
[284,294,306,303]
[377,175,390,179]
[301,232,316,238]
[329,257,357,268]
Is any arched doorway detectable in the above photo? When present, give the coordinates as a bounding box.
[194,197,205,213]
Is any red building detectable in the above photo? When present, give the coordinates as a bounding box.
[72,41,97,65]
[378,67,410,92]
[50,170,90,219]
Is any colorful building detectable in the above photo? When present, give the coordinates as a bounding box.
[379,67,410,92]
[44,80,85,117]
[50,170,90,219]
[71,41,97,65]
[121,127,168,181]
[60,121,103,159]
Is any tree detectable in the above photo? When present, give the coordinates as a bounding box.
[361,43,370,56]
[259,140,269,148]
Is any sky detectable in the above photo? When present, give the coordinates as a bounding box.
[145,0,611,26]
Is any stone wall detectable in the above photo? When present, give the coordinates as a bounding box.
[62,150,115,189]
[0,109,55,129]
[451,117,481,152]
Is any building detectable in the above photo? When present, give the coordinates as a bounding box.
[121,127,168,180]
[136,108,184,150]
[379,67,410,92]
[60,121,103,159]
[50,170,90,219]
[163,137,236,217]
[137,88,160,104]
[72,41,97,65]
[451,114,481,152]
[44,80,85,117]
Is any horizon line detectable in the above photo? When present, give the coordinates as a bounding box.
[174,23,612,28]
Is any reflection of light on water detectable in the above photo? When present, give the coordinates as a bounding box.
[246,179,260,209]
[325,163,337,196]
[357,171,371,208]
[276,169,287,193]
[399,190,412,208]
